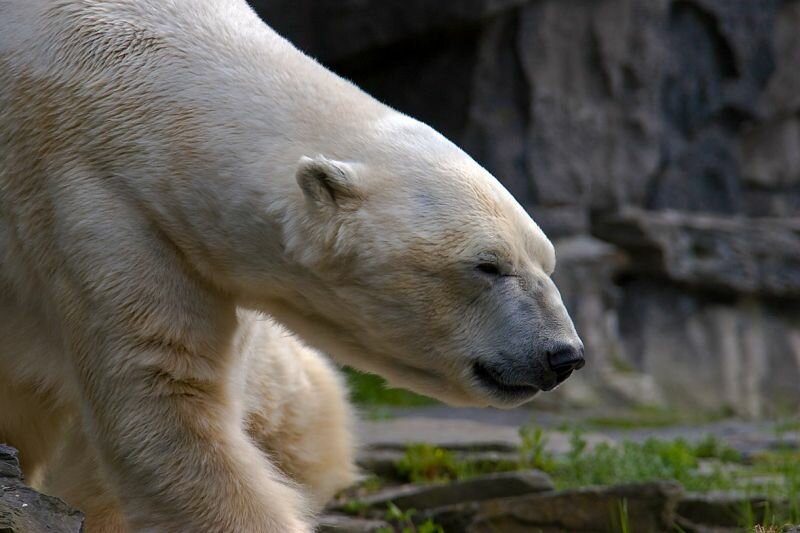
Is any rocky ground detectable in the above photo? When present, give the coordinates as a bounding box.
[2,406,798,532]
[318,406,800,533]
[0,445,84,532]
[358,405,800,457]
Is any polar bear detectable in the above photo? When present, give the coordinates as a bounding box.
[0,0,584,531]
[40,315,358,532]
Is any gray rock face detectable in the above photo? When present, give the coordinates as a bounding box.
[594,208,800,297]
[614,279,800,416]
[251,0,800,415]
[0,444,84,533]
[519,0,666,212]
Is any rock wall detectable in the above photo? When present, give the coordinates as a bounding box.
[250,0,800,416]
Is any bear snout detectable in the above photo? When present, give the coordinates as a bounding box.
[472,339,585,402]
[547,343,585,386]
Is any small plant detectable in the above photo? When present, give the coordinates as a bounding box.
[567,427,588,462]
[739,498,756,531]
[360,475,386,493]
[614,498,630,533]
[416,519,445,533]
[692,434,741,463]
[385,501,415,522]
[376,502,417,533]
[519,425,556,472]
[747,448,800,525]
[395,442,519,483]
[378,503,445,533]
[395,444,458,483]
[341,499,368,515]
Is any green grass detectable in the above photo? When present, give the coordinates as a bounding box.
[342,499,369,515]
[614,499,630,533]
[692,434,742,462]
[394,443,518,483]
[747,449,800,525]
[519,426,800,527]
[393,432,747,491]
[345,368,436,408]
[395,444,459,483]
[584,405,734,430]
[389,428,800,529]
[518,426,796,495]
[547,436,738,492]
[519,425,557,472]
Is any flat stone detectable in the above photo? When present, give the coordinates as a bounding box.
[357,448,406,479]
[359,414,614,455]
[767,433,800,451]
[357,446,520,480]
[0,444,84,533]
[351,470,553,512]
[425,481,684,533]
[359,417,523,449]
[317,514,392,533]
[677,491,789,529]
[367,441,519,454]
[359,415,615,457]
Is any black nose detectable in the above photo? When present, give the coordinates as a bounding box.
[548,345,585,383]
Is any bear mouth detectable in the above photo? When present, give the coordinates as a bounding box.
[472,361,539,400]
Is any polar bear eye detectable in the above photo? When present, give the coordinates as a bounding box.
[475,262,501,276]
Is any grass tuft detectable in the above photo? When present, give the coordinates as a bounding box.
[345,368,435,408]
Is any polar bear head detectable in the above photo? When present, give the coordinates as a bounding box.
[270,116,583,408]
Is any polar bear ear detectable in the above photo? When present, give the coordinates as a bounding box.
[296,155,361,207]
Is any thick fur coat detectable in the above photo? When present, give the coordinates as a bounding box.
[0,0,582,530]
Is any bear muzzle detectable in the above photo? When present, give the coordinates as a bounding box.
[472,341,585,403]
[547,344,585,388]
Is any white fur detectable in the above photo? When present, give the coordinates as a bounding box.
[40,315,358,532]
[0,0,580,530]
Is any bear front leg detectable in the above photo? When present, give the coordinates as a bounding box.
[42,420,130,533]
[68,315,311,532]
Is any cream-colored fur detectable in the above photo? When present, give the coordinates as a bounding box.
[40,316,358,532]
[0,0,581,530]
[239,316,359,511]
